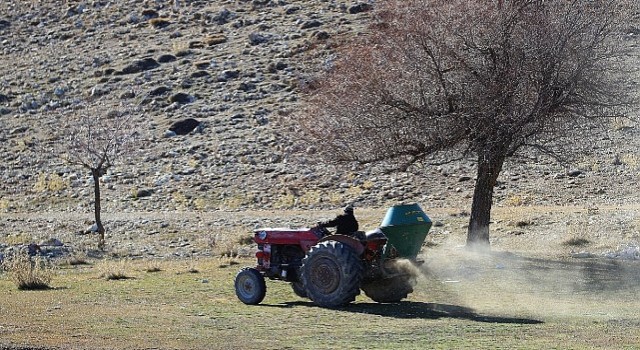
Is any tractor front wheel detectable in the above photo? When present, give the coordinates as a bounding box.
[301,241,363,308]
[291,282,307,298]
[235,267,266,305]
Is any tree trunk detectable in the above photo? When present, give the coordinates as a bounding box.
[92,168,105,251]
[466,149,505,248]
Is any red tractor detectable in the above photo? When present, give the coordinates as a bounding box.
[234,204,432,308]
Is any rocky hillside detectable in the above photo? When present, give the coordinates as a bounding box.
[1,0,640,219]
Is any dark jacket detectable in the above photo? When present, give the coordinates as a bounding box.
[319,212,359,235]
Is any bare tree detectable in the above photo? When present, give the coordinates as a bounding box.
[50,102,139,250]
[296,0,637,247]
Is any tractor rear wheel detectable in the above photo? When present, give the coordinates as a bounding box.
[235,267,266,305]
[361,275,416,303]
[301,241,363,308]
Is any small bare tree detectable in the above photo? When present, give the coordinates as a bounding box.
[50,102,139,250]
[296,0,638,247]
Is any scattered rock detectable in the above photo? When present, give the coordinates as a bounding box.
[349,3,374,14]
[120,91,136,99]
[312,31,330,40]
[285,6,300,15]
[41,238,64,247]
[603,244,640,260]
[267,61,288,73]
[10,126,28,134]
[300,20,322,30]
[507,230,525,236]
[248,32,270,45]
[28,243,41,256]
[169,118,201,135]
[141,9,159,20]
[158,54,177,63]
[567,170,584,177]
[571,251,596,259]
[117,58,160,75]
[190,70,210,78]
[168,92,193,104]
[175,49,192,57]
[238,81,256,92]
[85,224,99,234]
[135,189,154,198]
[150,86,172,96]
[194,61,210,69]
[612,155,622,165]
[217,70,240,82]
[210,9,234,25]
[163,130,177,138]
[66,4,85,17]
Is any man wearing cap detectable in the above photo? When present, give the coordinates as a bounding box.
[318,205,359,235]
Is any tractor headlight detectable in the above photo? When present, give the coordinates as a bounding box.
[257,231,267,240]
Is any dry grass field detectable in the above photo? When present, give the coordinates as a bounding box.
[2,206,640,350]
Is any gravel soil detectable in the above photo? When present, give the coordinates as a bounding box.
[1,1,640,261]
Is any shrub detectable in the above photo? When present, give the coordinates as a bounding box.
[504,194,533,207]
[237,235,254,246]
[2,252,54,290]
[144,261,162,273]
[183,259,199,274]
[149,17,171,28]
[218,256,239,269]
[563,237,591,247]
[0,198,10,211]
[33,172,67,192]
[204,34,227,46]
[3,233,32,245]
[209,234,238,258]
[61,253,90,266]
[97,259,132,280]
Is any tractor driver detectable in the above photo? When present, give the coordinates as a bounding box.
[318,205,359,235]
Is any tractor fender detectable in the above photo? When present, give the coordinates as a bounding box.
[318,234,364,257]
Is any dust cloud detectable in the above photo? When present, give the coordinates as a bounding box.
[387,258,423,281]
[410,242,640,320]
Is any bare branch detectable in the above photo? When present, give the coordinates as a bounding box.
[292,0,638,245]
[41,100,144,250]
